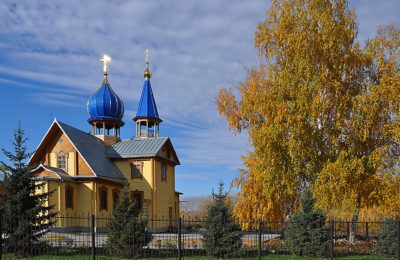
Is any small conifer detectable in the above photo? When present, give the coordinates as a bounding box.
[285,189,330,258]
[0,125,57,257]
[107,187,153,257]
[201,181,242,259]
[374,218,398,257]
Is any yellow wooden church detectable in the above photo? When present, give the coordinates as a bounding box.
[28,52,182,229]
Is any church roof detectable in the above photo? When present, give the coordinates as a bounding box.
[133,80,161,121]
[107,137,180,165]
[32,164,80,183]
[56,121,128,184]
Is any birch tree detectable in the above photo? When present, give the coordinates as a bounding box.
[216,0,400,240]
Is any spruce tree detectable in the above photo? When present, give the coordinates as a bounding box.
[201,181,242,259]
[374,218,398,257]
[107,187,153,258]
[285,189,330,258]
[0,125,57,257]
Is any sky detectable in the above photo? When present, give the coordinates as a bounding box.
[0,0,399,197]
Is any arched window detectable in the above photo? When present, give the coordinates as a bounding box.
[56,151,69,171]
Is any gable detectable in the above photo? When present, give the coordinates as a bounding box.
[32,164,79,183]
[32,167,60,180]
[29,120,127,184]
[29,123,94,177]
[156,140,179,163]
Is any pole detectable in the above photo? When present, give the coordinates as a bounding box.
[92,215,95,260]
[0,210,2,260]
[397,220,400,260]
[178,217,181,260]
[330,220,334,260]
[258,219,261,260]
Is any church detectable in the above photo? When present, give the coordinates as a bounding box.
[28,52,182,229]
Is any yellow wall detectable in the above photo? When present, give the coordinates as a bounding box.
[68,152,75,176]
[114,160,153,218]
[49,153,56,168]
[154,160,176,227]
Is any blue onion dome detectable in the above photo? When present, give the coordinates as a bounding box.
[87,71,125,127]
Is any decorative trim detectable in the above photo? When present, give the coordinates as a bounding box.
[112,188,120,209]
[56,150,69,172]
[131,190,144,211]
[130,161,143,180]
[65,185,74,210]
[99,186,108,212]
[161,163,167,182]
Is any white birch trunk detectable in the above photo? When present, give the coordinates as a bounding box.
[349,207,359,243]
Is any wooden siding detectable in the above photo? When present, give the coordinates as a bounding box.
[68,152,75,175]
[94,182,121,226]
[113,160,153,219]
[77,153,94,175]
[154,160,176,227]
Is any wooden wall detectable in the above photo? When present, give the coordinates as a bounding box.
[114,160,153,219]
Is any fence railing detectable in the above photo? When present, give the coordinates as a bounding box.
[0,212,399,259]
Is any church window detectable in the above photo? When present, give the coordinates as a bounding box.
[58,156,66,169]
[130,162,143,179]
[161,163,167,182]
[131,191,144,210]
[65,186,74,209]
[112,189,120,209]
[99,187,108,211]
[56,151,69,171]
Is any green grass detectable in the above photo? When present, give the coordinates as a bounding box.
[3,250,396,260]
[4,253,396,260]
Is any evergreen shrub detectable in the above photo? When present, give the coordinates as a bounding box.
[107,188,153,258]
[374,218,398,257]
[0,125,57,257]
[285,189,330,258]
[201,181,242,259]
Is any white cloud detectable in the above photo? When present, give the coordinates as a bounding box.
[1,0,398,195]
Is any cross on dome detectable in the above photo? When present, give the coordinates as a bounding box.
[101,55,111,73]
[143,49,152,78]
[144,49,151,63]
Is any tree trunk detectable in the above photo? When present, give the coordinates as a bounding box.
[349,207,359,243]
[280,199,294,240]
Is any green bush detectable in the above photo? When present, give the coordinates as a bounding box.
[285,189,330,258]
[374,218,398,257]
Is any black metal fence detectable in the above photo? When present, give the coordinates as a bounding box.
[0,213,399,259]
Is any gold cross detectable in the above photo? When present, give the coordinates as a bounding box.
[100,55,111,72]
[144,49,151,63]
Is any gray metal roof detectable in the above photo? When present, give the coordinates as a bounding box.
[57,121,127,184]
[33,164,80,183]
[107,137,169,158]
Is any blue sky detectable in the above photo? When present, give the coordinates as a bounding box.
[0,0,399,196]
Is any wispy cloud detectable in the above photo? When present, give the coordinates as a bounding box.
[0,0,398,195]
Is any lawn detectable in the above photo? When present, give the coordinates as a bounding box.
[3,252,395,260]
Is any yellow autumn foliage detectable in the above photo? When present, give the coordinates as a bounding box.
[216,0,400,227]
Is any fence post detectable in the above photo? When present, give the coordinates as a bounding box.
[366,222,368,239]
[0,210,2,260]
[91,215,95,260]
[178,217,181,260]
[397,220,400,260]
[258,219,261,260]
[330,220,334,260]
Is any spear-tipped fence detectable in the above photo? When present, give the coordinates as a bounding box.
[0,212,398,259]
